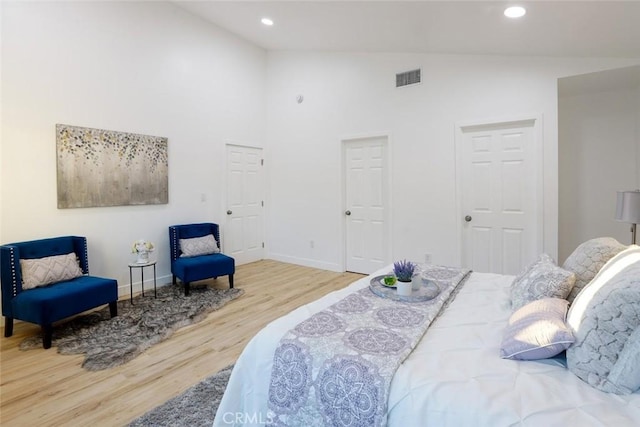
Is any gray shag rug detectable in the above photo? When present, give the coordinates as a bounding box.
[129,364,234,427]
[19,284,244,371]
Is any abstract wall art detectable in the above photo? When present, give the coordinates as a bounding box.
[56,124,168,208]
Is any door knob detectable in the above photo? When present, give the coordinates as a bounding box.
[345,210,351,216]
[227,210,233,215]
[465,215,472,222]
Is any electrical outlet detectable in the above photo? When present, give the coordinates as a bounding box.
[424,253,432,264]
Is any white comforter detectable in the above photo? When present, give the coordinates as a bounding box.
[214,268,640,426]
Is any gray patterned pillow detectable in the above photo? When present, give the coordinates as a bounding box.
[562,237,626,303]
[179,234,220,257]
[566,245,640,394]
[511,254,576,311]
[20,252,83,290]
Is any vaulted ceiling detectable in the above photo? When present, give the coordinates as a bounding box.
[174,1,640,57]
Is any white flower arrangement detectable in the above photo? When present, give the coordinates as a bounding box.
[131,239,154,254]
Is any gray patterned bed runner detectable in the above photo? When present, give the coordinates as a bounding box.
[266,265,471,426]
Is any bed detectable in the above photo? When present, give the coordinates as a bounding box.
[214,241,640,426]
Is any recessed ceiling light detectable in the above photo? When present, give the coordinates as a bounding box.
[261,17,274,26]
[504,6,526,18]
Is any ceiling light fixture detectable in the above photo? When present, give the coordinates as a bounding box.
[504,6,526,18]
[261,17,274,26]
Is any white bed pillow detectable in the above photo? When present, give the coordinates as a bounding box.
[562,237,626,303]
[500,298,574,360]
[20,252,83,290]
[566,245,640,394]
[179,234,220,257]
[510,254,576,311]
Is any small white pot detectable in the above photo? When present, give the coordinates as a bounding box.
[396,280,412,296]
[136,251,150,264]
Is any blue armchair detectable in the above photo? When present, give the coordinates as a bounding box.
[169,223,235,296]
[1,236,118,349]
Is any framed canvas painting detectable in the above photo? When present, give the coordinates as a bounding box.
[56,124,168,208]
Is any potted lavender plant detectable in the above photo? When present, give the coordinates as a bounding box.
[393,259,415,296]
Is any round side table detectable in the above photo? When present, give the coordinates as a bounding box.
[128,260,157,304]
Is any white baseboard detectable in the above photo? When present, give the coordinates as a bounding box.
[118,273,173,298]
[267,253,342,273]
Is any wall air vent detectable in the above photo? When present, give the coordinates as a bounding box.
[396,68,421,88]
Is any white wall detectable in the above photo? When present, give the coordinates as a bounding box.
[0,1,266,295]
[0,0,4,248]
[559,75,640,260]
[637,87,640,189]
[265,52,639,271]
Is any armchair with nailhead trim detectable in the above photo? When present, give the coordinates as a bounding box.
[0,236,118,349]
[169,223,235,296]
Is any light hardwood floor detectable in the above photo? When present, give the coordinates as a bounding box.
[0,260,364,426]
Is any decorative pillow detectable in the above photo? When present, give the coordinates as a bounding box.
[605,327,640,394]
[510,254,576,311]
[562,237,626,303]
[20,252,83,290]
[566,245,640,394]
[500,298,574,360]
[179,234,220,257]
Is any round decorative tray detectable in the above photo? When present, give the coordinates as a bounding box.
[368,275,440,302]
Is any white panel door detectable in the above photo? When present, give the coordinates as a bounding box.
[226,145,264,265]
[344,136,390,274]
[459,119,540,275]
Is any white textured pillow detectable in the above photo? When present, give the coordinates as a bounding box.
[566,245,640,394]
[510,254,576,311]
[562,237,626,303]
[20,252,83,290]
[500,298,574,360]
[179,234,220,257]
[606,327,640,394]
